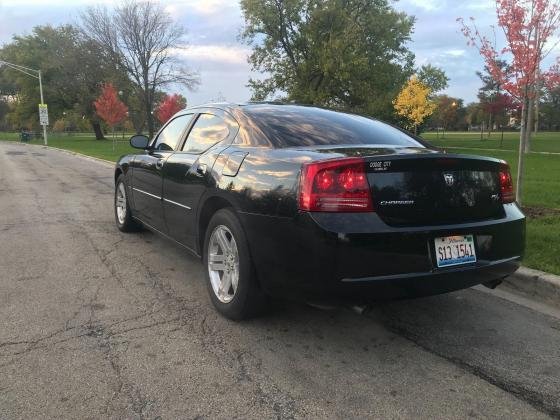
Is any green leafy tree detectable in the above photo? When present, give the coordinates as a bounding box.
[240,0,415,120]
[540,86,560,130]
[417,64,449,95]
[430,95,465,133]
[0,25,130,138]
[464,102,485,128]
[476,61,514,133]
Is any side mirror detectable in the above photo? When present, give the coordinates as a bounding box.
[130,134,150,149]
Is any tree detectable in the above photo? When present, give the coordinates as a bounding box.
[0,25,130,138]
[417,64,449,94]
[81,0,199,138]
[0,99,11,131]
[540,83,560,129]
[240,0,415,120]
[93,83,128,131]
[430,95,464,133]
[464,102,486,128]
[458,0,560,203]
[156,93,187,124]
[393,76,436,133]
[476,61,517,134]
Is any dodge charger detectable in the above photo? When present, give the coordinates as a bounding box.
[114,103,525,319]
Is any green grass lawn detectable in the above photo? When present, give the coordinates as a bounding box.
[423,130,560,153]
[0,132,136,161]
[1,131,559,275]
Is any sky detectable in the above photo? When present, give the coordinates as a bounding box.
[0,0,559,106]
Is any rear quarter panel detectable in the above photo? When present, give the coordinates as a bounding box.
[214,147,302,216]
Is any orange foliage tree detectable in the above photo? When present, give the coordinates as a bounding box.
[156,93,187,124]
[93,83,128,135]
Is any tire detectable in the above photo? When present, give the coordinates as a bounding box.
[114,175,142,233]
[203,208,267,320]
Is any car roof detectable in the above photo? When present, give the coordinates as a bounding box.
[184,101,327,116]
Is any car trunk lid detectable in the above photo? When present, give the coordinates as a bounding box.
[363,153,505,226]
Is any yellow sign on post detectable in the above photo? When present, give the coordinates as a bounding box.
[38,104,49,126]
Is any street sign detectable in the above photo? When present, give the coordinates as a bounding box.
[38,104,49,126]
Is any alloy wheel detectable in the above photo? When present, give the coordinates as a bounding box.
[116,182,127,224]
[208,225,239,303]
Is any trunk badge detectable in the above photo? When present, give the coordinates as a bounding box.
[443,173,455,186]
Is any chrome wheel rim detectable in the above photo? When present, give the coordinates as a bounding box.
[116,182,127,224]
[208,225,239,303]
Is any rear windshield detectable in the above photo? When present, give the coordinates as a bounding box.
[245,105,423,148]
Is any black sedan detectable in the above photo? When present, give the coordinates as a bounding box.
[114,103,525,319]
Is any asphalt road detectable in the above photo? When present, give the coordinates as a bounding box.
[1,141,559,419]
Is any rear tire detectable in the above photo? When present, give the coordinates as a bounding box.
[115,175,142,233]
[203,208,267,320]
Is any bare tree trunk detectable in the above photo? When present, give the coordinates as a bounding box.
[534,95,539,134]
[534,68,540,134]
[516,98,528,204]
[91,121,105,140]
[143,83,155,138]
[524,97,535,154]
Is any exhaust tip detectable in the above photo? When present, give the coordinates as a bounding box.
[482,279,503,289]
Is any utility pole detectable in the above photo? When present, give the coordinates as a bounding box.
[0,60,48,145]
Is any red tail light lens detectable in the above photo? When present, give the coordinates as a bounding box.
[299,157,373,212]
[499,166,515,203]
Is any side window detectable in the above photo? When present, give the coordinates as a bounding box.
[153,114,192,151]
[182,113,230,153]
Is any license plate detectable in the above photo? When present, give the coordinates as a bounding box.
[434,235,476,268]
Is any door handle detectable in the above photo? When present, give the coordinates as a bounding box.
[156,159,164,169]
[196,163,207,176]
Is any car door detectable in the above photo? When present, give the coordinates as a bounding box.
[131,114,193,233]
[162,110,239,249]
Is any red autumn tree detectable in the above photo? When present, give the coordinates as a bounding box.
[93,83,128,133]
[156,94,187,124]
[458,0,560,203]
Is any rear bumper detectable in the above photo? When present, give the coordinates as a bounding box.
[239,203,525,302]
[336,256,520,301]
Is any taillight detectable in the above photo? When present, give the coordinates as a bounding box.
[499,165,515,203]
[298,157,373,212]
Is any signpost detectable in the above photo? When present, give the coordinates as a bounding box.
[38,70,48,145]
[39,104,49,126]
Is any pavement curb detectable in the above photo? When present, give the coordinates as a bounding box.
[16,142,115,167]
[503,267,560,308]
